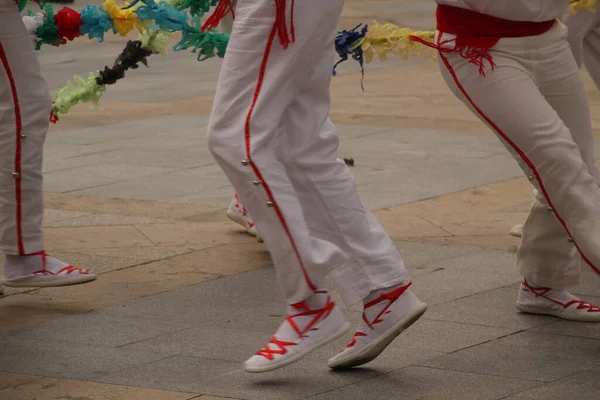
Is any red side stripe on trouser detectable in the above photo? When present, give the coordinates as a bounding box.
[243,23,317,292]
[0,44,25,255]
[436,33,600,275]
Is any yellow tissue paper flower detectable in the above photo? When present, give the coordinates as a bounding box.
[569,0,599,14]
[103,0,147,36]
[358,22,435,64]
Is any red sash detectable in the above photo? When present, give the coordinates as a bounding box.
[410,5,556,75]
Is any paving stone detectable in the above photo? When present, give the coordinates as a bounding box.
[189,364,382,400]
[303,341,443,373]
[514,370,600,400]
[119,326,277,362]
[0,338,167,380]
[199,397,240,400]
[28,266,221,310]
[45,213,173,228]
[0,377,200,400]
[387,318,517,353]
[332,124,393,139]
[0,292,93,333]
[71,165,229,204]
[165,267,284,303]
[58,147,212,170]
[494,331,600,360]
[410,267,521,306]
[530,310,600,340]
[133,221,259,247]
[504,398,536,400]
[417,338,598,382]
[43,163,179,193]
[392,240,486,276]
[43,209,92,225]
[94,355,239,393]
[44,225,154,250]
[418,247,519,274]
[412,234,520,252]
[425,287,556,329]
[306,366,541,400]
[55,245,199,263]
[46,115,209,146]
[104,291,287,334]
[0,373,42,390]
[175,190,241,208]
[340,129,522,209]
[0,313,193,348]
[380,214,452,240]
[43,142,96,159]
[43,154,100,174]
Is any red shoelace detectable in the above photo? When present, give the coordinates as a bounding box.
[522,280,600,313]
[347,283,412,348]
[256,292,334,360]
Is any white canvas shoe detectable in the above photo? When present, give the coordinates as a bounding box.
[244,291,350,373]
[509,224,523,238]
[516,280,600,322]
[328,283,427,370]
[227,194,263,242]
[1,251,96,288]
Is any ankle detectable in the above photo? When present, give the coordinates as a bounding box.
[523,279,546,289]
[290,289,330,311]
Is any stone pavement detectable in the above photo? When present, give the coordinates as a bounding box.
[1,1,600,399]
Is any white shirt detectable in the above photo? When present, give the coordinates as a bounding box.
[435,0,568,21]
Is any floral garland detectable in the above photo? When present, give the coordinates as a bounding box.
[21,0,434,120]
[21,0,226,121]
[24,0,227,56]
[334,23,435,89]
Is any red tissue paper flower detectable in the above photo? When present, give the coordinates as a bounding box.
[54,8,83,44]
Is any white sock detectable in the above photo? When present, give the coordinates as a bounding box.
[522,279,580,303]
[364,281,410,304]
[274,290,332,340]
[3,252,69,280]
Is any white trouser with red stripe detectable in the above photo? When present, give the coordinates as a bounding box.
[437,22,599,290]
[207,0,409,306]
[564,5,600,90]
[0,0,49,256]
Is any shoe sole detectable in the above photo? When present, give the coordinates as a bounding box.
[245,322,351,373]
[329,302,428,370]
[1,275,97,288]
[516,303,600,322]
[226,211,263,242]
[509,225,523,238]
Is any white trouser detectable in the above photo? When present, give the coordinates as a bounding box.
[564,5,600,89]
[0,0,49,255]
[437,23,599,290]
[207,0,409,306]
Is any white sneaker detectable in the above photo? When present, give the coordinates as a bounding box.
[1,251,96,288]
[516,280,600,322]
[328,282,427,370]
[509,224,523,238]
[244,291,350,373]
[227,194,263,242]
